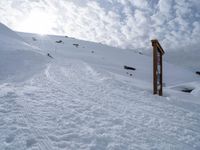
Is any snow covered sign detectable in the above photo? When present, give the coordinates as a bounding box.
[151,39,165,96]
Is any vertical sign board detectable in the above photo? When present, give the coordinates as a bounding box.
[151,39,165,96]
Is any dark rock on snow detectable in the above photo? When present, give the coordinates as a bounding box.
[56,40,63,44]
[47,53,53,59]
[124,65,136,71]
[73,44,79,48]
[196,71,200,76]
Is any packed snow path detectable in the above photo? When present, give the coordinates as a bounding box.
[0,60,200,150]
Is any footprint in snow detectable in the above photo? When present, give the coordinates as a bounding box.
[5,134,15,144]
[3,92,18,99]
[26,138,37,148]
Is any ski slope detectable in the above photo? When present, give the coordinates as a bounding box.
[0,23,200,150]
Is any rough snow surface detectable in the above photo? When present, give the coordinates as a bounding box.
[0,23,200,150]
[1,60,200,150]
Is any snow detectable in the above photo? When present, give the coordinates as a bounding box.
[0,24,48,83]
[0,23,200,150]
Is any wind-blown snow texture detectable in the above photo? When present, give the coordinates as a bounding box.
[0,23,200,150]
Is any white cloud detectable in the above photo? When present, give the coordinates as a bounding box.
[0,0,199,52]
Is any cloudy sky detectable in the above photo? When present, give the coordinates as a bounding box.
[0,0,200,52]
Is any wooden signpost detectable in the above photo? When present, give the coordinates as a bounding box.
[151,39,165,96]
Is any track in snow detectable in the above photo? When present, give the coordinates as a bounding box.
[0,60,200,150]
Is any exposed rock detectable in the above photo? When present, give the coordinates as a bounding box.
[73,44,79,48]
[196,71,200,76]
[56,40,63,44]
[124,65,136,71]
[181,88,194,93]
[47,53,53,59]
[32,37,37,41]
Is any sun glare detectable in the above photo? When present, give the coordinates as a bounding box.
[18,9,54,35]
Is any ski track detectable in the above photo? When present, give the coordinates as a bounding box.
[0,60,200,150]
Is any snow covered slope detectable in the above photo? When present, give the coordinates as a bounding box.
[0,23,48,83]
[0,23,200,150]
[18,32,200,87]
[165,47,200,72]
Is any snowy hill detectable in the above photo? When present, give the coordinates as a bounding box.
[0,23,200,150]
[17,32,200,87]
[0,23,48,83]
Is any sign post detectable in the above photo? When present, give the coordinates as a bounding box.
[151,39,165,96]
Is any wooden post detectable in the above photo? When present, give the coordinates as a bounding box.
[151,39,165,96]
